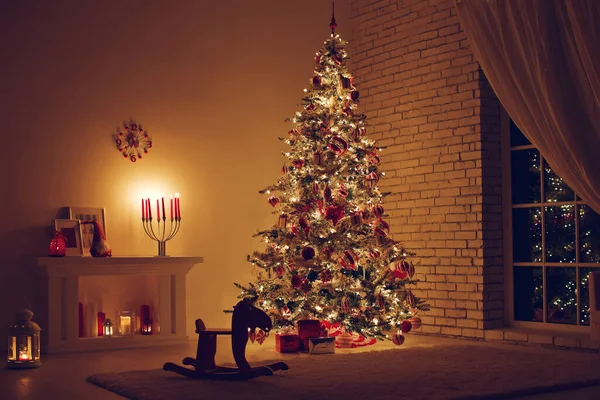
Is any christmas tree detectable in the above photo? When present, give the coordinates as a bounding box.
[233,11,429,342]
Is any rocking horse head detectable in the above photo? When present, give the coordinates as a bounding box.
[231,296,272,336]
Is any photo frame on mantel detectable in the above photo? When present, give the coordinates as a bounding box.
[54,219,84,256]
[69,207,107,254]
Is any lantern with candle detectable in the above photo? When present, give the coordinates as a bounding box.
[48,230,67,257]
[7,309,41,369]
[102,318,114,337]
[140,305,153,335]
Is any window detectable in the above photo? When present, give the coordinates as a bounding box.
[509,120,600,327]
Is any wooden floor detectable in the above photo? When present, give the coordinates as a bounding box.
[2,335,599,400]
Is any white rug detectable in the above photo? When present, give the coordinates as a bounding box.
[87,342,600,400]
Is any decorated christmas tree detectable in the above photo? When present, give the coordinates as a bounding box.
[233,9,429,343]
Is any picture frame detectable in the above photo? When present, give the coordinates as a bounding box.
[69,207,107,254]
[54,219,84,256]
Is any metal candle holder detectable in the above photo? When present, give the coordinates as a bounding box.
[142,216,181,256]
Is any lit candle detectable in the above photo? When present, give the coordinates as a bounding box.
[156,199,160,220]
[147,198,152,219]
[19,351,31,361]
[141,199,145,219]
[161,197,166,220]
[170,195,173,219]
[175,193,181,219]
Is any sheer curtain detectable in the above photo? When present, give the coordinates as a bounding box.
[454,0,600,213]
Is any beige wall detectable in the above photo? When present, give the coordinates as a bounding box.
[0,0,351,340]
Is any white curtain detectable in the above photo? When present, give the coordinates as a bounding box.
[454,0,600,213]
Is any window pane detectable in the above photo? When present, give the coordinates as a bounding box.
[543,158,574,202]
[513,207,542,262]
[546,267,577,324]
[511,149,541,204]
[580,268,599,326]
[514,266,543,322]
[510,120,531,146]
[545,205,576,263]
[579,205,600,263]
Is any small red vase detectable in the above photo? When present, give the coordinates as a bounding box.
[48,230,67,257]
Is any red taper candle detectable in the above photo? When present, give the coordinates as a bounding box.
[147,198,152,219]
[156,199,160,219]
[161,197,166,220]
[141,199,145,219]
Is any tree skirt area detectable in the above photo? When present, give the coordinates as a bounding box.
[87,342,600,400]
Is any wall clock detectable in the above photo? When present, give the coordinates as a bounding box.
[114,121,152,162]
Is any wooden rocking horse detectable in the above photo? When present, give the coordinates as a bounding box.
[163,297,289,380]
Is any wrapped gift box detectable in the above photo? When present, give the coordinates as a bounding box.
[297,319,321,351]
[275,332,299,353]
[308,337,335,354]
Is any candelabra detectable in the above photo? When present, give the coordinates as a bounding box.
[142,215,181,256]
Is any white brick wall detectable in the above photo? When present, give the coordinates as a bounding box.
[350,0,503,338]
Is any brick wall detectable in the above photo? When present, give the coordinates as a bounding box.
[349,0,503,338]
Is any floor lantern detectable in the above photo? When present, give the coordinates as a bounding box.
[7,309,41,369]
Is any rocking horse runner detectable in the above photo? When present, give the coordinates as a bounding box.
[163,297,289,380]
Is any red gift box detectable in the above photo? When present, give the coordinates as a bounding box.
[297,319,321,351]
[275,332,299,353]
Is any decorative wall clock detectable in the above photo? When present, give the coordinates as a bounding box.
[114,121,152,162]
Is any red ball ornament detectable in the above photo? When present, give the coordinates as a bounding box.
[408,316,422,329]
[389,268,407,280]
[372,204,384,217]
[292,159,305,169]
[312,76,322,86]
[367,151,380,165]
[306,103,316,111]
[341,296,351,313]
[406,291,416,307]
[339,250,358,270]
[328,136,348,155]
[407,262,416,279]
[302,246,315,260]
[401,320,412,333]
[365,171,380,187]
[369,249,381,259]
[392,332,405,345]
[351,90,360,101]
[268,196,280,207]
[352,126,366,141]
[291,275,303,288]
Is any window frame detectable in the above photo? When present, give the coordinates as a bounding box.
[501,110,599,333]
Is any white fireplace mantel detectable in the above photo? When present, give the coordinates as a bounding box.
[38,256,203,353]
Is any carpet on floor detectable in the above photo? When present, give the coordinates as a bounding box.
[87,343,600,400]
